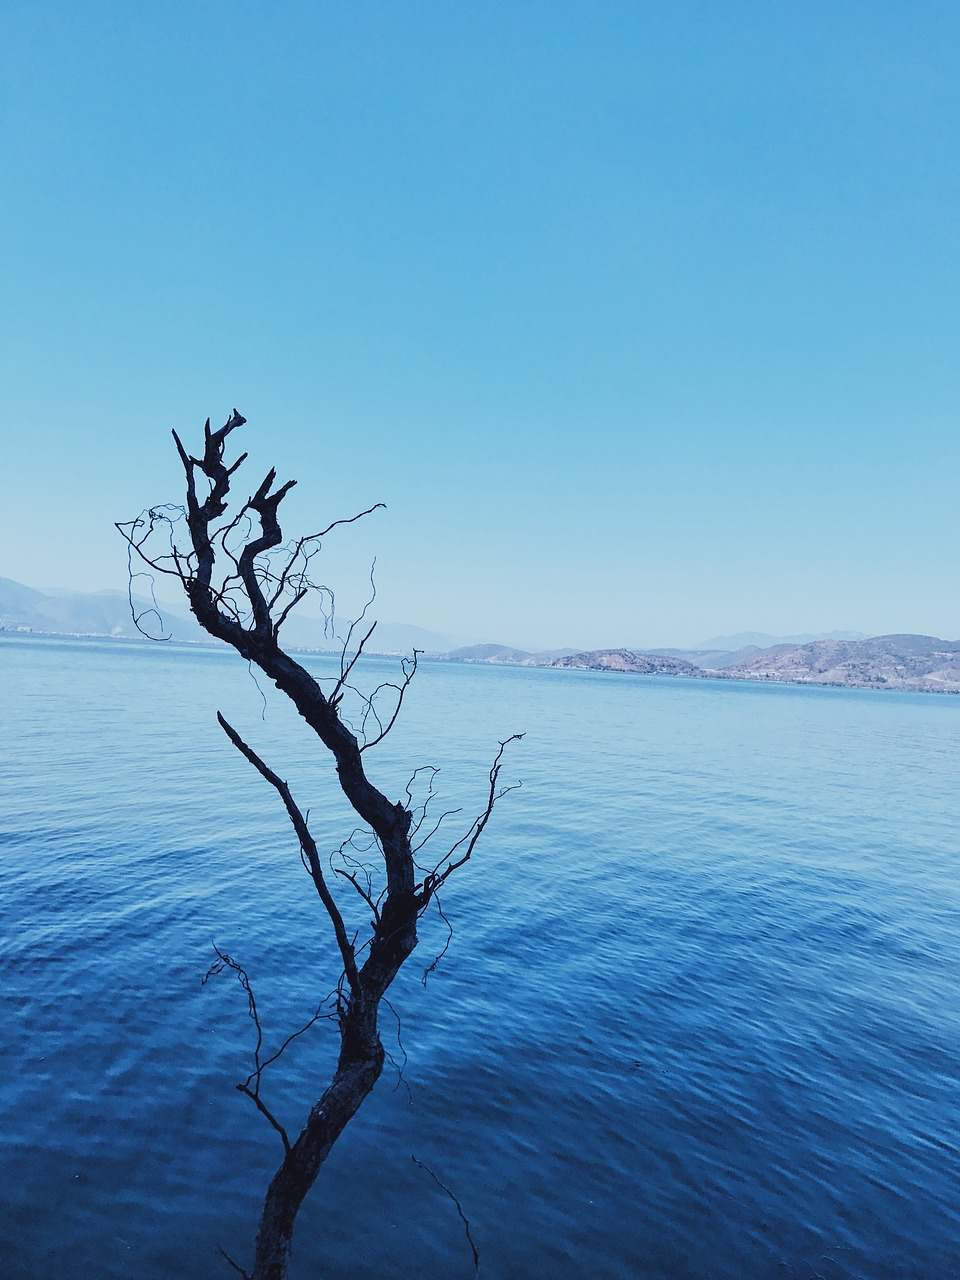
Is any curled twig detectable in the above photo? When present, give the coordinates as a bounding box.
[421,894,455,987]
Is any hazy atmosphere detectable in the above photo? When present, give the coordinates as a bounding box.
[2,2,958,650]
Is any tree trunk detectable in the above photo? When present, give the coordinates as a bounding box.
[250,1035,385,1279]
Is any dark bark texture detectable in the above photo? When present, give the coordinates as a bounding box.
[118,413,519,1279]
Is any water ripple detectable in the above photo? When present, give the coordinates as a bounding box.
[2,635,959,1278]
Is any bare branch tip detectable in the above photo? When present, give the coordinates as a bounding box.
[171,428,190,464]
[217,1245,250,1279]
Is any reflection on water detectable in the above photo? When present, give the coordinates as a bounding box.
[2,634,959,1278]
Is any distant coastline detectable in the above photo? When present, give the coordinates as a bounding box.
[3,576,958,695]
[532,639,960,695]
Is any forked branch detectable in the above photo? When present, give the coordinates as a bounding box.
[418,734,524,907]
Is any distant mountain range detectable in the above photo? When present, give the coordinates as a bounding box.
[713,634,960,693]
[695,630,870,650]
[426,635,960,693]
[2,576,957,694]
[0,578,206,644]
[0,577,464,653]
[532,638,960,694]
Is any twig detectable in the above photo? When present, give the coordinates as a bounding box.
[217,1245,250,1278]
[382,997,412,1101]
[418,735,524,906]
[202,948,291,1153]
[411,1155,480,1277]
[421,895,454,987]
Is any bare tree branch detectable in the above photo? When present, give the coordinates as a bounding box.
[120,413,521,1280]
[418,735,524,906]
[216,714,360,996]
[360,651,420,752]
[237,1083,293,1156]
[203,948,292,1153]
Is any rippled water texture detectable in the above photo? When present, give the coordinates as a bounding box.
[2,634,959,1279]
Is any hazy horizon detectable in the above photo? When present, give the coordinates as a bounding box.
[1,572,941,655]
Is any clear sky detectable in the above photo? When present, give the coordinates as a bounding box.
[2,1,958,650]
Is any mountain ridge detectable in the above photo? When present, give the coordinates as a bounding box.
[2,578,957,693]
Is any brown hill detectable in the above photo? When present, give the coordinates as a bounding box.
[719,634,960,693]
[549,649,701,676]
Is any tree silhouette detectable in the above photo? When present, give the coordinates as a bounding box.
[118,411,520,1279]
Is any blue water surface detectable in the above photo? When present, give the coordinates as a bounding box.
[1,633,958,1279]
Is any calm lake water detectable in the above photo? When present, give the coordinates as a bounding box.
[2,633,959,1279]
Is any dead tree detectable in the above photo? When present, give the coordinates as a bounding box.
[117,412,520,1280]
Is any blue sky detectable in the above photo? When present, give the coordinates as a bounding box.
[2,1,958,649]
